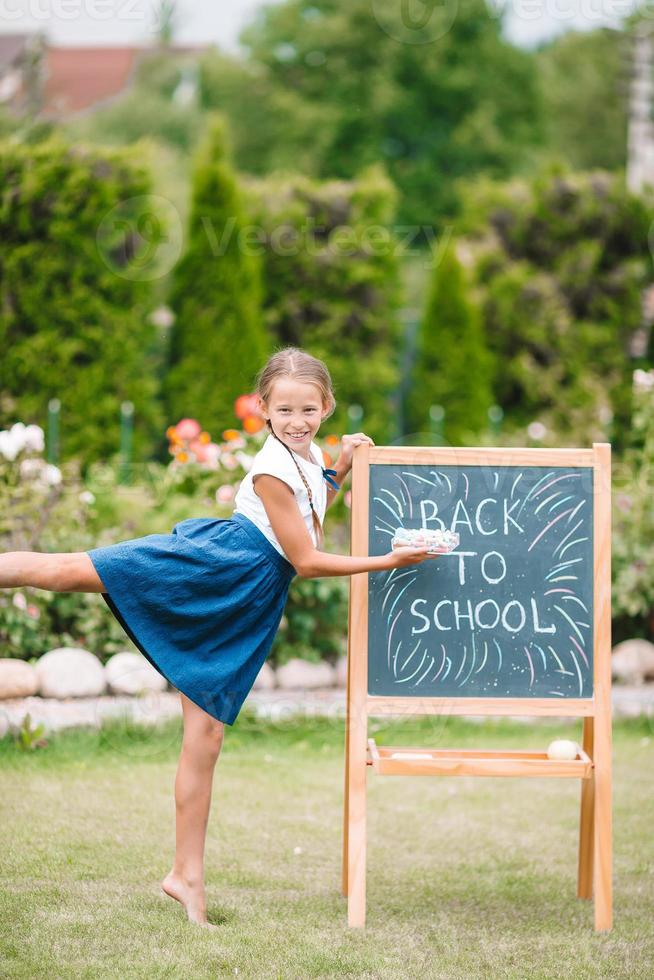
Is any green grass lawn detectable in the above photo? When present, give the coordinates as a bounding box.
[1,712,652,979]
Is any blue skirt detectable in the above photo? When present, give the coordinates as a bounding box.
[86,512,297,725]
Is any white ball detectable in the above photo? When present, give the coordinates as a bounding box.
[547,739,579,761]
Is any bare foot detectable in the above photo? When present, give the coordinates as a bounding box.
[161,871,218,930]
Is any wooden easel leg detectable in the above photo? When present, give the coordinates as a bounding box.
[577,717,595,900]
[342,589,353,899]
[341,709,350,897]
[593,708,612,931]
[346,702,367,928]
[591,441,612,931]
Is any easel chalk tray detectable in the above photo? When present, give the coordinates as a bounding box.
[342,444,612,931]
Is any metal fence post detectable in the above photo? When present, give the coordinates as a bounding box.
[47,398,60,465]
[119,400,134,484]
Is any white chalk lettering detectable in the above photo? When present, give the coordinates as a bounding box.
[410,598,430,634]
[456,551,478,585]
[481,550,507,584]
[408,594,554,638]
[434,600,452,630]
[501,600,526,633]
[454,599,474,630]
[475,498,498,535]
[419,499,444,529]
[451,499,474,534]
[504,497,524,534]
[474,599,501,629]
[531,596,556,633]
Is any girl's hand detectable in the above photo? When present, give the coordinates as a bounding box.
[385,545,443,569]
[339,432,375,471]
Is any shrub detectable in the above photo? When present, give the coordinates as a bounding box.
[461,168,654,450]
[0,136,163,468]
[0,421,130,659]
[612,369,654,641]
[245,165,403,443]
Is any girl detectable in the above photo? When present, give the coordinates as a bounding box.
[0,346,439,929]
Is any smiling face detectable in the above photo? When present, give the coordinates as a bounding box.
[259,378,328,459]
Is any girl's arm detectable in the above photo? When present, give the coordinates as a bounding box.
[253,475,439,579]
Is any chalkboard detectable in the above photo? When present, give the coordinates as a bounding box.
[368,464,594,699]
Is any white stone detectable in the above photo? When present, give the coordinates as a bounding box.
[276,658,336,690]
[252,661,276,690]
[611,639,654,685]
[105,651,167,695]
[335,655,348,688]
[35,647,106,698]
[0,659,39,699]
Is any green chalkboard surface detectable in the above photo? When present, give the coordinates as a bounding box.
[367,464,594,699]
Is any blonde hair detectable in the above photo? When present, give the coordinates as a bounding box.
[255,346,337,549]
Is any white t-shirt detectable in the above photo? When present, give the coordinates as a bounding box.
[233,433,327,559]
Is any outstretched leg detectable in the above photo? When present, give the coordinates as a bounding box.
[0,551,106,592]
[161,692,224,929]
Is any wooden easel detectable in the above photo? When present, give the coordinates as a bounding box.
[341,444,612,930]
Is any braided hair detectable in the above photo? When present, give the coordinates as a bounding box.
[256,347,337,550]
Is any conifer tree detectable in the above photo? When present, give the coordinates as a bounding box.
[405,240,493,444]
[165,115,267,431]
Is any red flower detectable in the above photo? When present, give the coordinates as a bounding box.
[234,394,263,421]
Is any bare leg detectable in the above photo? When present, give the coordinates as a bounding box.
[0,551,106,592]
[161,693,224,929]
[2,557,224,925]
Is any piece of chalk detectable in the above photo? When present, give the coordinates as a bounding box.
[546,739,579,761]
[390,752,434,760]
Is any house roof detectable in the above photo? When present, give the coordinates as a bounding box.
[42,46,140,116]
[41,44,211,117]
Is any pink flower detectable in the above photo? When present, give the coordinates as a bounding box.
[26,604,40,620]
[222,434,246,450]
[216,484,235,503]
[221,453,238,471]
[189,439,211,462]
[176,418,201,440]
[12,592,27,610]
[344,490,352,509]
